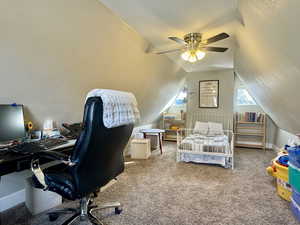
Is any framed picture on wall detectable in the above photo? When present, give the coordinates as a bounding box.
[199,80,219,108]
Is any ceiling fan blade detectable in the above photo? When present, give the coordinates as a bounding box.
[168,37,186,45]
[203,32,230,44]
[201,46,228,52]
[154,48,184,54]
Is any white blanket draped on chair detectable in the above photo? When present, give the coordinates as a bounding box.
[86,89,140,128]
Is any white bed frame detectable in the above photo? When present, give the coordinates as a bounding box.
[176,112,234,169]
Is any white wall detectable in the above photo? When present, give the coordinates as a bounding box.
[0,0,187,129]
[0,0,187,210]
[186,69,234,129]
[274,129,300,150]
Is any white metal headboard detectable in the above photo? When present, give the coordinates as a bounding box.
[186,111,233,131]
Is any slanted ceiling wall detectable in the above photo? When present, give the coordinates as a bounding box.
[234,75,277,147]
[235,0,300,135]
[0,0,186,128]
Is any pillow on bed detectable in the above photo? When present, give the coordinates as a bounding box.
[193,121,209,135]
[208,122,224,135]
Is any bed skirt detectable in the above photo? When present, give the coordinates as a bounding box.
[178,152,231,168]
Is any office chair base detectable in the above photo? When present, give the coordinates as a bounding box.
[61,212,104,225]
[47,197,122,225]
[48,208,77,221]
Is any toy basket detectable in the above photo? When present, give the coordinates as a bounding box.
[267,155,291,201]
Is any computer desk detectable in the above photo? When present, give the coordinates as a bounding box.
[0,139,76,177]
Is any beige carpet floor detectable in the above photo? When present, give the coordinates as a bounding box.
[1,142,299,225]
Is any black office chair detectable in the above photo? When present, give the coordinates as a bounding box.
[31,97,134,225]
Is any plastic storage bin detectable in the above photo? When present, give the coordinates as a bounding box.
[267,156,291,201]
[292,188,300,205]
[130,138,151,159]
[289,162,300,193]
[288,146,300,168]
[291,198,300,222]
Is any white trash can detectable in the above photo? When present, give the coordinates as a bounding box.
[25,177,62,215]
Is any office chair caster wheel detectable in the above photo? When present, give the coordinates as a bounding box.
[48,213,59,221]
[115,207,122,214]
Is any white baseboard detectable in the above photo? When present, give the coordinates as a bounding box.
[236,141,274,150]
[0,189,25,212]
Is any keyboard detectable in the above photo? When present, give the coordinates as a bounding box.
[35,138,68,150]
[9,142,45,154]
[9,138,68,155]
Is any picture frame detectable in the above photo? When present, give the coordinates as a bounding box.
[199,80,219,108]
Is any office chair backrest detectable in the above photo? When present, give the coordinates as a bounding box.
[70,97,133,197]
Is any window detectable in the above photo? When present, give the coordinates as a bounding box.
[175,88,187,105]
[236,88,256,105]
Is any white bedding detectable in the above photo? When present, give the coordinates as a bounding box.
[179,134,229,153]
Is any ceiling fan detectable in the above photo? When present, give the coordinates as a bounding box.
[155,32,230,63]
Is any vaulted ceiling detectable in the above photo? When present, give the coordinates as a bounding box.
[235,0,300,134]
[99,0,300,134]
[99,0,238,72]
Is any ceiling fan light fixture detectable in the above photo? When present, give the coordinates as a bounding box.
[181,49,205,63]
[158,32,229,63]
[188,54,197,63]
[181,51,190,61]
[195,50,206,60]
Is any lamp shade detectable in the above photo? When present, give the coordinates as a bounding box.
[188,54,197,63]
[196,50,206,60]
[181,51,190,61]
[181,49,206,63]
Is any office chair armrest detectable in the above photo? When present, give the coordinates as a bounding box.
[30,151,76,190]
[32,151,76,166]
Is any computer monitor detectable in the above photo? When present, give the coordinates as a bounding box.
[0,104,26,142]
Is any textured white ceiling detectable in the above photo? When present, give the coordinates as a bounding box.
[98,0,300,134]
[99,0,239,72]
